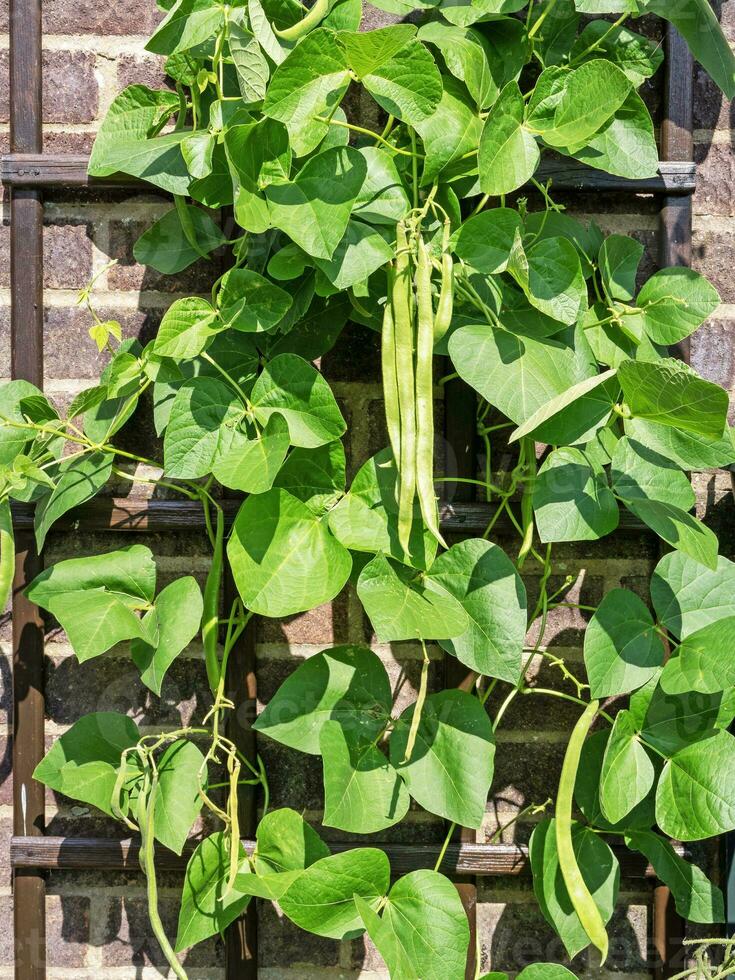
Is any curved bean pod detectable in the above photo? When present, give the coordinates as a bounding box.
[393,221,417,557]
[381,267,402,466]
[0,499,13,614]
[274,0,329,40]
[555,699,609,964]
[202,505,224,693]
[415,236,445,547]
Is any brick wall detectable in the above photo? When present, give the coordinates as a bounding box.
[0,1,733,977]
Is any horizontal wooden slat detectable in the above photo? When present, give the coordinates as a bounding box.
[1,153,697,194]
[9,497,653,535]
[11,835,681,877]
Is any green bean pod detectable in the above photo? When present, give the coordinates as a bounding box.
[517,438,536,568]
[392,220,417,557]
[381,267,402,466]
[202,506,224,693]
[415,236,446,548]
[274,0,329,40]
[555,699,609,964]
[433,250,454,346]
[0,499,14,614]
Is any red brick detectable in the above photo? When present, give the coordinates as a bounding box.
[42,0,164,35]
[46,894,90,968]
[693,226,735,303]
[695,143,735,217]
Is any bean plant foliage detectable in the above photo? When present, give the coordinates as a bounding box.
[1,0,734,974]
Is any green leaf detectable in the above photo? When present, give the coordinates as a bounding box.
[132,576,203,695]
[321,721,410,833]
[640,682,735,757]
[449,323,595,426]
[539,59,632,147]
[656,730,735,840]
[273,441,345,512]
[133,205,226,274]
[357,553,468,642]
[570,23,663,85]
[357,36,443,126]
[251,353,345,448]
[625,830,724,924]
[390,689,494,828]
[313,219,393,290]
[478,81,539,195]
[610,436,695,511]
[26,545,157,663]
[213,414,290,494]
[574,729,657,831]
[646,0,735,100]
[228,22,270,103]
[509,370,617,445]
[624,498,719,570]
[598,234,643,301]
[634,268,720,345]
[352,147,410,225]
[510,235,588,326]
[415,75,482,185]
[529,817,619,959]
[279,847,390,939]
[34,712,140,815]
[451,208,522,275]
[625,416,735,470]
[87,85,189,194]
[34,452,113,550]
[599,710,655,823]
[518,967,579,980]
[619,357,728,440]
[584,588,665,698]
[566,89,658,180]
[0,380,47,464]
[175,832,249,950]
[263,29,350,155]
[253,807,331,874]
[181,131,215,180]
[533,447,619,543]
[146,0,223,54]
[27,542,156,605]
[418,22,499,109]
[327,449,437,569]
[154,739,205,855]
[228,488,352,617]
[163,377,243,478]
[661,617,735,695]
[217,268,293,333]
[153,297,221,360]
[429,538,526,683]
[254,644,392,753]
[338,24,417,77]
[356,870,470,980]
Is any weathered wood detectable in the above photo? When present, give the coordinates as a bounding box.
[9,497,656,535]
[1,152,697,194]
[11,835,685,879]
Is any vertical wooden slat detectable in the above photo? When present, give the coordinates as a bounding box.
[223,563,258,979]
[10,0,46,973]
[443,371,478,978]
[660,22,694,360]
[653,20,693,978]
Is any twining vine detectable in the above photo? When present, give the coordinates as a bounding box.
[1,0,735,975]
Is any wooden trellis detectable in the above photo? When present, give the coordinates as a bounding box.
[3,0,704,976]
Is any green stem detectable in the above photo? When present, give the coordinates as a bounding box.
[402,638,430,762]
[434,821,456,872]
[314,116,416,157]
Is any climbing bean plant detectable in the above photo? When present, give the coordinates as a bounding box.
[1,0,735,974]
